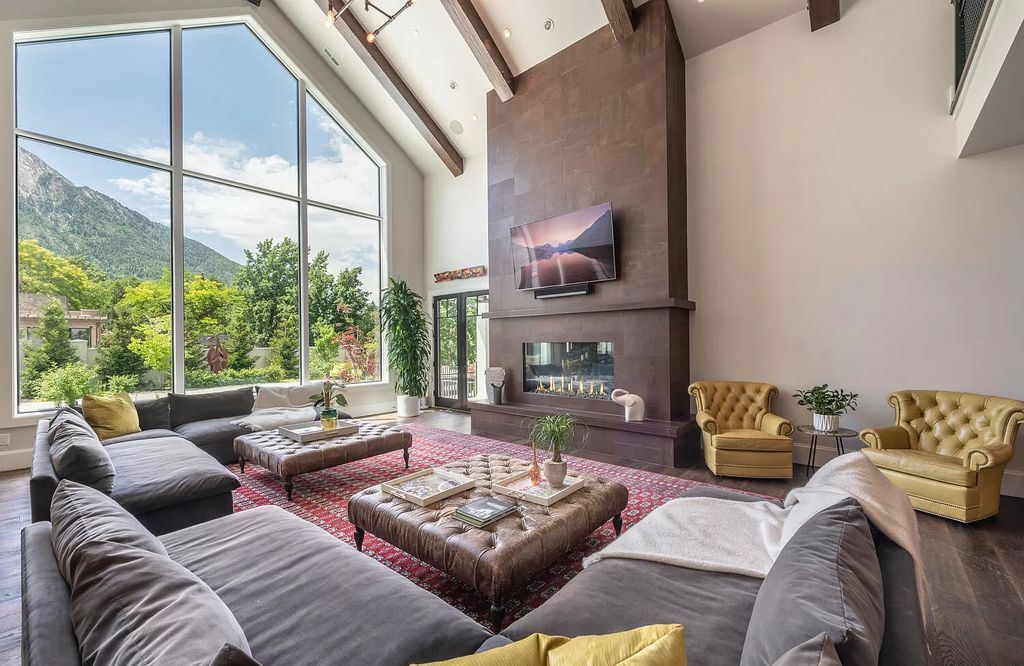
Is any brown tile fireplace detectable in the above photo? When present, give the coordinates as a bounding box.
[468,0,695,468]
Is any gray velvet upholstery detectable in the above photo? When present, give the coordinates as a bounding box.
[161,506,493,666]
[21,523,80,666]
[30,421,61,522]
[169,387,254,429]
[134,396,171,430]
[502,557,761,666]
[47,408,115,494]
[174,416,256,463]
[740,499,885,666]
[68,540,252,666]
[773,634,841,666]
[50,481,167,580]
[100,428,179,446]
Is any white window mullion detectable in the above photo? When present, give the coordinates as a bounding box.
[170,26,186,394]
[297,81,311,384]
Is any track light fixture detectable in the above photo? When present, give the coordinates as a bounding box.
[324,0,416,45]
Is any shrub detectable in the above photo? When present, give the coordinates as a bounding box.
[104,374,140,394]
[35,362,97,406]
[185,365,289,389]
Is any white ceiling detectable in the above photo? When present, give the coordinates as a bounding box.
[274,0,806,175]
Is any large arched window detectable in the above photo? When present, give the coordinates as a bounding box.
[14,23,383,412]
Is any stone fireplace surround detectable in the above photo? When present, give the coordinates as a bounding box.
[468,0,695,467]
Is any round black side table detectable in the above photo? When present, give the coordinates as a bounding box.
[797,425,859,476]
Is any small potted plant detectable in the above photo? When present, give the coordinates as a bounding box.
[792,384,858,432]
[314,380,348,431]
[529,413,586,488]
[380,278,431,418]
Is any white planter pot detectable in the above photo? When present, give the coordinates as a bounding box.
[543,461,568,488]
[813,413,839,432]
[396,395,421,418]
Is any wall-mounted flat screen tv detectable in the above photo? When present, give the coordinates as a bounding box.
[510,202,617,291]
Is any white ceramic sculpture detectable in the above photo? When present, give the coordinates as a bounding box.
[611,389,646,422]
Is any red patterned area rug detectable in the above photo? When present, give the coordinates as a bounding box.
[230,424,761,628]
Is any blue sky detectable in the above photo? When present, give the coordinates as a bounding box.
[16,24,381,290]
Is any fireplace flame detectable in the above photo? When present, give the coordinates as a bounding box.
[535,376,609,398]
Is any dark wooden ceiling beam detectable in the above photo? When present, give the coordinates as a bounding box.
[322,1,464,176]
[439,0,515,102]
[601,0,635,43]
[808,0,841,32]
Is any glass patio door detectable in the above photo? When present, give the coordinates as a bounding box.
[433,291,488,410]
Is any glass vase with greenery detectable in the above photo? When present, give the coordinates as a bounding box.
[379,278,431,417]
[529,413,587,488]
[792,384,858,432]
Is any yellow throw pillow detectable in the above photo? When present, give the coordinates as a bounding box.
[415,624,685,666]
[82,393,141,441]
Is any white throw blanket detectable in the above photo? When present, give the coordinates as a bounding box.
[231,406,317,432]
[584,454,926,614]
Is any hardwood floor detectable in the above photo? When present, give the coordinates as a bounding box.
[2,409,1022,665]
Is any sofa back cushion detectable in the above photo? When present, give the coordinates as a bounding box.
[82,393,141,440]
[48,408,115,494]
[50,480,165,581]
[253,381,323,410]
[168,387,254,428]
[739,499,885,666]
[771,634,840,666]
[67,539,253,666]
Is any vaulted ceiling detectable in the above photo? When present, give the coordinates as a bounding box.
[274,0,808,175]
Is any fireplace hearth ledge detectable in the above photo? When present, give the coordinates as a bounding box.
[469,400,697,468]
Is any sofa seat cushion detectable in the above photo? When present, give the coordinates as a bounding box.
[174,417,254,451]
[861,448,976,487]
[501,557,760,666]
[106,436,240,515]
[100,429,179,446]
[161,506,492,666]
[713,429,793,452]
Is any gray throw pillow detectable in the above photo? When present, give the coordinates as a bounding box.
[773,634,842,666]
[740,498,885,666]
[48,408,115,494]
[50,480,166,581]
[210,643,263,665]
[67,539,253,666]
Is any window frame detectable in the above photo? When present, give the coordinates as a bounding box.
[12,20,387,414]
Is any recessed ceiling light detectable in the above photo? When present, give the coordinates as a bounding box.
[449,120,465,135]
[471,113,479,122]
[502,27,512,39]
[543,18,554,31]
[449,80,458,90]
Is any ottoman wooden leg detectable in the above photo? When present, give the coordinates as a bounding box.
[284,478,293,501]
[612,513,623,536]
[238,457,246,474]
[403,447,410,468]
[354,527,365,551]
[489,601,506,632]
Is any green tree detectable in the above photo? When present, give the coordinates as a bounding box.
[18,240,108,310]
[234,238,300,348]
[223,303,257,371]
[97,316,147,380]
[269,307,300,375]
[309,321,340,379]
[129,314,172,376]
[23,299,79,390]
[34,362,97,406]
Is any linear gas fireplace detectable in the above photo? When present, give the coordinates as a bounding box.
[523,341,614,400]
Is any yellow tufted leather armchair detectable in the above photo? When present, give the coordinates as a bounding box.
[688,381,795,479]
[860,390,1024,522]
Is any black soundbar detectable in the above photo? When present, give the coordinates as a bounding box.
[533,283,593,299]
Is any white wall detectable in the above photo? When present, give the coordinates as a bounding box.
[424,155,489,299]
[686,0,1024,496]
[0,0,424,470]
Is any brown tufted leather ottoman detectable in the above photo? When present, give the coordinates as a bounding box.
[234,421,411,500]
[347,453,628,630]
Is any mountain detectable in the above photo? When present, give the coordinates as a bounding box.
[17,147,240,283]
[567,208,614,253]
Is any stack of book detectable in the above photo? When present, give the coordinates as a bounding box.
[454,497,518,528]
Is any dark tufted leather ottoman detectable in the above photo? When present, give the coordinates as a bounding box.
[234,421,411,500]
[347,453,628,630]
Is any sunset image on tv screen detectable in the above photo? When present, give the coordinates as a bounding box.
[510,203,616,290]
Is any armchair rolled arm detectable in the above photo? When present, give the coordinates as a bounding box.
[859,425,910,450]
[761,412,793,437]
[965,443,1014,471]
[696,410,719,435]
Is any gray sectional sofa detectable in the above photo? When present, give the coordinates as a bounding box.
[30,387,257,532]
[22,481,929,666]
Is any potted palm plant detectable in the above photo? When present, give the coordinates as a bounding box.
[529,413,586,488]
[380,278,431,418]
[792,384,858,432]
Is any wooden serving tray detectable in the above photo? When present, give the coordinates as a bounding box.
[491,470,586,506]
[380,468,476,507]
